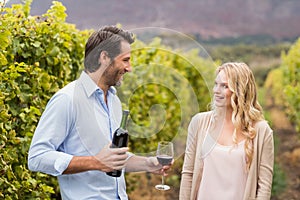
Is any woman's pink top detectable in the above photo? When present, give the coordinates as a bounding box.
[197,135,248,200]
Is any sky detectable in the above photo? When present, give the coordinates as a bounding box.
[0,0,10,6]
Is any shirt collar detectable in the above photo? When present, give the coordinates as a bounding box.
[79,71,117,97]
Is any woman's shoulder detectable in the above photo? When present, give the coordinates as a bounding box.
[192,111,213,121]
[255,120,271,128]
[190,111,213,126]
[255,120,273,135]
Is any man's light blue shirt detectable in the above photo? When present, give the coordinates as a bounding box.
[28,71,129,200]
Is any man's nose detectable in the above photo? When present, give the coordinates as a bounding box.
[125,64,132,72]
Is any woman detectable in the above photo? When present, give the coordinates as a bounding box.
[179,62,274,200]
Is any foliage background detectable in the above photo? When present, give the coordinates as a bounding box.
[281,38,300,132]
[0,1,88,198]
[0,1,215,198]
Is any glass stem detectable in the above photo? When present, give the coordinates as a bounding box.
[161,175,165,185]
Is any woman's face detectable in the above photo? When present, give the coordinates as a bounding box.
[213,70,233,108]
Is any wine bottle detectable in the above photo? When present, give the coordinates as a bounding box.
[106,110,129,177]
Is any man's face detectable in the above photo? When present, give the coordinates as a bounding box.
[103,41,132,87]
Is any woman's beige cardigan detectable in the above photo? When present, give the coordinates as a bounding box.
[179,111,274,200]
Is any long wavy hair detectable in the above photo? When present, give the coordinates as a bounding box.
[214,62,264,170]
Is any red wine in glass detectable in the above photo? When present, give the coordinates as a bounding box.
[155,141,174,191]
[157,155,173,166]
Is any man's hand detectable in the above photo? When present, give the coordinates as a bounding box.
[146,156,173,176]
[94,143,129,172]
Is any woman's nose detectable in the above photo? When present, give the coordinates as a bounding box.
[213,85,219,93]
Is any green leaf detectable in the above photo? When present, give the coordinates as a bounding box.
[32,41,41,48]
[49,46,60,56]
[0,30,11,50]
[0,52,7,65]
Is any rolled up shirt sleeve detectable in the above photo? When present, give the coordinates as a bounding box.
[28,92,74,176]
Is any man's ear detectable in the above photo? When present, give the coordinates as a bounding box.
[98,51,110,67]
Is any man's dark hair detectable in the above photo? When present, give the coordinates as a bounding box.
[84,26,135,73]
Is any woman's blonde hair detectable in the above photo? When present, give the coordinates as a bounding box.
[215,62,264,170]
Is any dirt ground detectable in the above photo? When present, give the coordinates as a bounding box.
[127,169,180,199]
[269,107,300,200]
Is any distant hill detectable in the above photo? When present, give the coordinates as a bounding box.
[7,0,300,40]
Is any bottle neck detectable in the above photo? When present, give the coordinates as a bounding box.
[120,110,129,129]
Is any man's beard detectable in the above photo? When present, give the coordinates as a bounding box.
[102,61,123,87]
[115,79,122,87]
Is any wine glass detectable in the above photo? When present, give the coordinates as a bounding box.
[155,141,174,191]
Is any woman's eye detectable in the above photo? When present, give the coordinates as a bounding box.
[221,84,228,89]
[214,82,228,89]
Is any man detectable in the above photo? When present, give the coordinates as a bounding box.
[28,26,169,199]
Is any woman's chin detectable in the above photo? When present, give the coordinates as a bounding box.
[214,101,224,107]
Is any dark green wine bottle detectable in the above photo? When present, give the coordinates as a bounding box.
[106,110,129,177]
